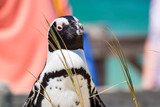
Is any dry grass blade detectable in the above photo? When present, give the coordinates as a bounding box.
[48,21,83,99]
[16,65,55,107]
[33,90,50,102]
[43,16,84,107]
[90,81,126,98]
[54,25,84,105]
[104,27,139,107]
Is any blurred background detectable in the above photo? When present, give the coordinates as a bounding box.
[1,0,160,107]
[70,0,149,88]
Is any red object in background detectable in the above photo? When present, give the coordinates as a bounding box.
[0,0,71,93]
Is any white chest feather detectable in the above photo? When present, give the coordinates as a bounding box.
[41,74,90,107]
[46,49,86,73]
[35,49,92,107]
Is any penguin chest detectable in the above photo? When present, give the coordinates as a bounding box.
[41,74,90,107]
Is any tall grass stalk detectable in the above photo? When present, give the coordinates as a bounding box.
[90,81,126,98]
[104,27,140,107]
[17,65,55,107]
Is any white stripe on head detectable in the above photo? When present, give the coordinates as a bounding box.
[47,17,69,35]
[53,17,69,26]
[73,16,79,23]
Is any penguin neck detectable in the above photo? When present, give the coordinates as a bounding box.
[48,42,84,52]
[71,49,88,71]
[71,49,85,62]
[47,48,86,63]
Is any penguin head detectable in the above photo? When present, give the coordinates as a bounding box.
[48,15,84,52]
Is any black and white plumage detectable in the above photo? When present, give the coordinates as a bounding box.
[23,16,106,107]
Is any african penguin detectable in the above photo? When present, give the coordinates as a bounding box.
[23,15,106,107]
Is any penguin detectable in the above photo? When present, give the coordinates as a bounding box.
[23,15,106,107]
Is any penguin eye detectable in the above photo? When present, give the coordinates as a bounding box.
[57,25,63,31]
